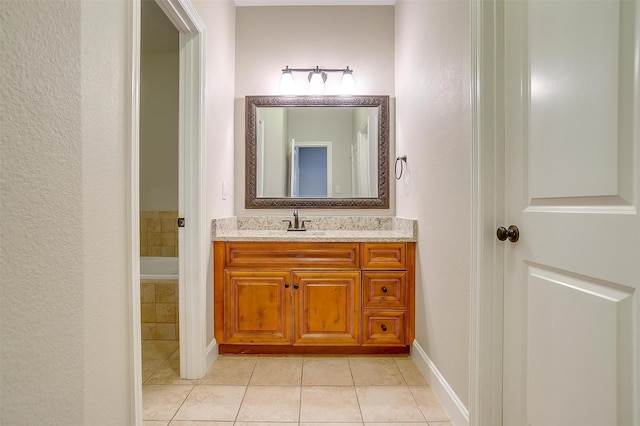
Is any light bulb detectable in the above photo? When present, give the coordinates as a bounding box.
[279,70,295,95]
[308,71,325,95]
[340,68,355,95]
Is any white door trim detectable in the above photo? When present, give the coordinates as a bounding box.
[129,0,142,423]
[130,0,206,423]
[469,0,504,425]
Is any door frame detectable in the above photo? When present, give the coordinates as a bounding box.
[470,0,504,425]
[130,0,206,423]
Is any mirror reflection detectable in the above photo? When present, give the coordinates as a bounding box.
[245,95,389,209]
[257,106,378,198]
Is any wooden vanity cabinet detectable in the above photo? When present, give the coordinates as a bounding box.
[214,241,415,354]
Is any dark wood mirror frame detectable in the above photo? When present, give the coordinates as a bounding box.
[245,95,390,209]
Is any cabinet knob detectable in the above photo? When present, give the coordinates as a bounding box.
[381,325,387,332]
[381,286,388,293]
[284,283,290,288]
[293,284,299,289]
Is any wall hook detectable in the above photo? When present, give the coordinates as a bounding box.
[395,155,407,180]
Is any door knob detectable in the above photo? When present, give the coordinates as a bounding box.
[497,225,519,243]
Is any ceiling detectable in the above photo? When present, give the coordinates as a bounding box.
[235,0,395,5]
[141,0,394,53]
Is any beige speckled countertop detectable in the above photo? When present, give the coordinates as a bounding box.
[211,216,417,242]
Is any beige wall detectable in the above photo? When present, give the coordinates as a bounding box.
[395,0,472,409]
[195,0,237,347]
[1,0,134,423]
[140,51,179,211]
[234,6,395,215]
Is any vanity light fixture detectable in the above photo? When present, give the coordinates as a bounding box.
[280,65,355,95]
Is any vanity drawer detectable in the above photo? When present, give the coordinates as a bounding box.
[362,272,406,308]
[224,242,359,269]
[361,243,406,270]
[362,311,405,346]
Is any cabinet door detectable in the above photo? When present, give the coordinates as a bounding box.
[292,271,360,346]
[224,270,292,345]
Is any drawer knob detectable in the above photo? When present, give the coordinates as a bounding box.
[284,283,290,288]
[293,284,299,290]
[381,286,388,293]
[381,325,387,332]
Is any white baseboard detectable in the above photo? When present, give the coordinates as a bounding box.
[411,341,470,426]
[205,339,218,373]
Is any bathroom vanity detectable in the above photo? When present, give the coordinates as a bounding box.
[212,217,417,354]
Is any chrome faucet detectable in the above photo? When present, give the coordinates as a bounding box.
[283,209,310,231]
[293,209,299,229]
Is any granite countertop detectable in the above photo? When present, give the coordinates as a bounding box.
[211,216,417,242]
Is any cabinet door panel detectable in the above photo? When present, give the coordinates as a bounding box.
[225,270,291,344]
[293,271,360,346]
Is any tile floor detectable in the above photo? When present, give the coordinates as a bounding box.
[142,340,452,426]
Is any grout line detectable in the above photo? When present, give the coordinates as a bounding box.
[233,356,257,423]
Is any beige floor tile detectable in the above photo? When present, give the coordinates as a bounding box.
[409,386,450,422]
[173,385,246,421]
[349,357,406,386]
[236,385,301,422]
[170,421,233,425]
[365,423,428,426]
[143,359,166,383]
[235,423,298,426]
[199,356,256,385]
[302,358,353,385]
[300,423,363,426]
[427,422,453,426]
[394,358,428,386]
[143,384,193,421]
[143,421,169,426]
[249,357,303,385]
[146,359,195,385]
[356,386,426,422]
[142,340,179,361]
[300,386,362,423]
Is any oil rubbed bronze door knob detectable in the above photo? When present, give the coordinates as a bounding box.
[381,325,387,332]
[497,225,519,243]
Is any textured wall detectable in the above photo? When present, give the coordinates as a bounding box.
[395,0,472,409]
[234,6,395,216]
[1,0,133,423]
[1,1,84,422]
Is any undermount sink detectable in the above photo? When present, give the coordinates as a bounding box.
[284,230,326,236]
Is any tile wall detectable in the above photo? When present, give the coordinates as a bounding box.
[141,280,179,340]
[140,211,178,257]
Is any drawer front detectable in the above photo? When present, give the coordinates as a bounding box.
[361,243,406,270]
[225,242,359,269]
[362,311,405,346]
[362,272,406,308]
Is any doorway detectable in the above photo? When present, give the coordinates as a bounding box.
[132,0,205,423]
[139,0,180,384]
[290,141,333,197]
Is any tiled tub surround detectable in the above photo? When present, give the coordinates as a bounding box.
[212,216,417,242]
[140,211,179,256]
[141,280,179,340]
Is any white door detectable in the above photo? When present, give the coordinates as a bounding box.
[503,0,640,425]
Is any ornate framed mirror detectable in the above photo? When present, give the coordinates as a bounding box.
[245,95,389,209]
